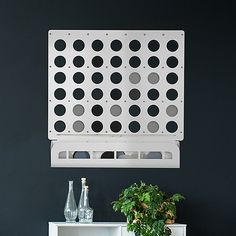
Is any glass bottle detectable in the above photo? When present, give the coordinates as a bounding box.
[64,181,77,222]
[78,178,86,210]
[78,186,93,223]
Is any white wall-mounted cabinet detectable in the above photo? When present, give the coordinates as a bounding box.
[49,222,186,236]
[48,30,185,168]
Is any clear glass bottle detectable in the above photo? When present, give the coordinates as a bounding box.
[64,181,77,222]
[78,186,93,223]
[78,178,86,210]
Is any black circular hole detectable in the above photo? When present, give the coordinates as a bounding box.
[54,104,66,116]
[110,121,122,133]
[166,121,178,133]
[54,120,66,132]
[129,105,141,117]
[73,88,85,100]
[92,88,103,100]
[147,105,159,117]
[54,56,66,67]
[129,56,141,68]
[92,105,103,116]
[54,88,66,100]
[110,89,122,100]
[54,72,66,84]
[92,40,103,51]
[167,56,178,68]
[111,56,122,67]
[166,72,178,84]
[129,121,140,133]
[54,39,66,51]
[111,40,122,51]
[148,40,160,52]
[110,72,122,84]
[73,40,85,51]
[73,56,85,67]
[129,89,141,100]
[91,121,103,133]
[129,40,141,51]
[166,89,178,100]
[101,152,114,159]
[147,89,159,100]
[167,40,179,52]
[73,72,84,84]
[148,56,159,68]
[92,72,103,84]
[92,56,103,67]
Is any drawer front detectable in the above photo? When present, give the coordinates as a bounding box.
[121,226,185,236]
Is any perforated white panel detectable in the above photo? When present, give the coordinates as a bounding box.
[48,30,184,141]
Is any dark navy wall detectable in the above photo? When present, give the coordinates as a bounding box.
[0,0,235,235]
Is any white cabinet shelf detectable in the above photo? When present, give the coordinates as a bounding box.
[49,222,186,236]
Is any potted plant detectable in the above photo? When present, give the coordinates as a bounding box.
[112,182,185,236]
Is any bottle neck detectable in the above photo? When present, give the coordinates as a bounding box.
[69,181,73,191]
[83,188,90,207]
[81,178,86,190]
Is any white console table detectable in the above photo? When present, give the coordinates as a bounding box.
[49,222,186,236]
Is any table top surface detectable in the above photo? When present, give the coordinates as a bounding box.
[49,222,187,227]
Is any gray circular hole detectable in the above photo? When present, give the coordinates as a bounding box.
[147,121,159,133]
[73,121,85,132]
[73,105,85,116]
[129,72,141,84]
[166,105,178,117]
[110,105,122,116]
[148,73,159,84]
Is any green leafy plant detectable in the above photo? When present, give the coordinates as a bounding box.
[112,182,185,236]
